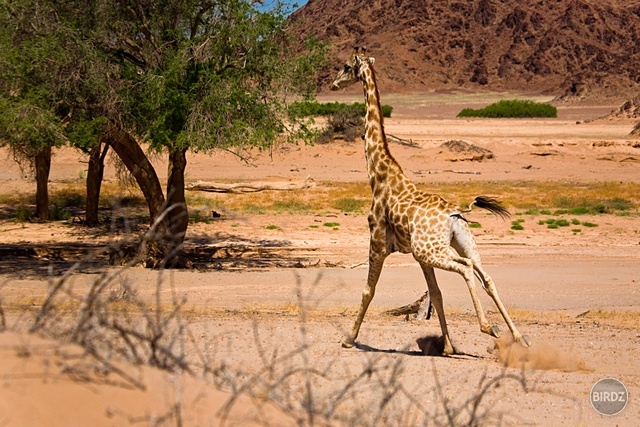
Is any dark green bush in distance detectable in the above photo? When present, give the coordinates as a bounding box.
[457,100,557,118]
[289,101,392,118]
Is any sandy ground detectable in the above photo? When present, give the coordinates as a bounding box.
[1,94,639,425]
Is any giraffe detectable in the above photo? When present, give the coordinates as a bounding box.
[331,47,530,355]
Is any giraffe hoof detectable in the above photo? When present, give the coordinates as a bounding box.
[442,347,455,356]
[517,335,532,347]
[489,325,501,338]
[341,339,355,349]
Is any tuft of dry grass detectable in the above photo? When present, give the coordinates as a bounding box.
[575,309,640,328]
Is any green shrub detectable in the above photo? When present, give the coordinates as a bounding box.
[190,210,211,224]
[539,218,571,228]
[596,198,635,213]
[555,197,635,215]
[469,222,482,228]
[303,101,393,143]
[582,222,599,228]
[14,206,32,222]
[265,224,280,230]
[334,197,366,213]
[457,99,557,118]
[568,206,590,215]
[317,108,364,143]
[328,109,364,133]
[50,204,72,221]
[53,191,84,208]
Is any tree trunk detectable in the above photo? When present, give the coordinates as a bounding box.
[164,148,189,265]
[85,142,109,226]
[34,145,52,221]
[103,125,165,223]
[104,125,173,265]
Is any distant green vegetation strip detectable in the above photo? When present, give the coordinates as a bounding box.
[457,99,557,118]
[289,101,393,118]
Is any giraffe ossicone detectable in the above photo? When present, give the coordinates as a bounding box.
[332,47,530,355]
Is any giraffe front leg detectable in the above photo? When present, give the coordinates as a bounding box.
[343,250,386,348]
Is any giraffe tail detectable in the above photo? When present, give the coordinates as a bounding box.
[469,196,510,219]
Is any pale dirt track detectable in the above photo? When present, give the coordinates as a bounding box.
[1,94,639,426]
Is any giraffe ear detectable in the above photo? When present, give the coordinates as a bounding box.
[368,57,376,65]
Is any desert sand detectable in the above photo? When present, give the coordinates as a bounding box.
[1,93,639,426]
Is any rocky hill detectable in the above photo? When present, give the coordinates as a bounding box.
[289,0,640,100]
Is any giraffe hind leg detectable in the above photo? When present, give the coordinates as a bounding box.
[420,265,454,355]
[473,263,531,347]
[451,221,531,347]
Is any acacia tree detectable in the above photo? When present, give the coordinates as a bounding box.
[0,1,116,224]
[1,0,323,264]
[0,1,73,220]
[74,0,323,264]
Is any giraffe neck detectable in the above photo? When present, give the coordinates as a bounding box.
[360,66,404,189]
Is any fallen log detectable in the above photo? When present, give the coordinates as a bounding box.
[413,169,481,175]
[387,133,420,148]
[383,291,433,320]
[186,176,315,193]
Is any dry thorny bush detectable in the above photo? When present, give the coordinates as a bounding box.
[0,209,544,426]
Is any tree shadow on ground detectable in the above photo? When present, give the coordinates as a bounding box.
[184,232,313,270]
[0,232,315,278]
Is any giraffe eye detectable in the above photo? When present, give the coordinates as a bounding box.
[344,65,352,72]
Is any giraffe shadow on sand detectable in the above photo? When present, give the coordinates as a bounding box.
[355,335,481,359]
[331,47,531,356]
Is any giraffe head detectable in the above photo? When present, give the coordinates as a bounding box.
[331,46,375,91]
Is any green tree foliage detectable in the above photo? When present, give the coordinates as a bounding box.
[99,0,324,154]
[457,100,557,118]
[0,0,325,263]
[0,1,78,219]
